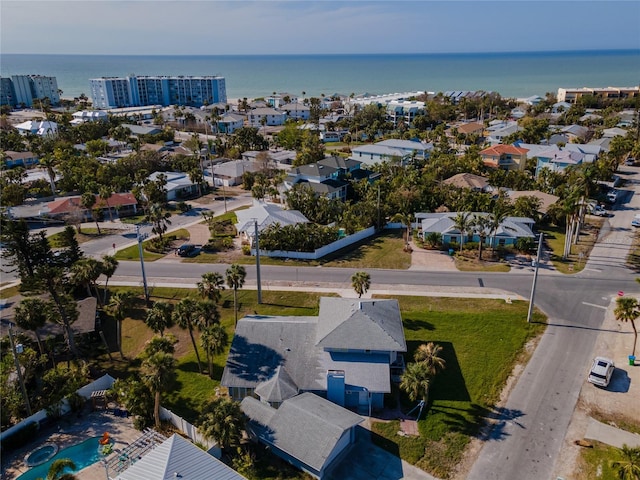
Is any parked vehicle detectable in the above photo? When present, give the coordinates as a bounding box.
[177,243,198,257]
[588,356,615,387]
[589,204,607,217]
[606,189,619,203]
[625,158,636,166]
[632,215,640,228]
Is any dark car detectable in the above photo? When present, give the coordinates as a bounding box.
[177,244,197,257]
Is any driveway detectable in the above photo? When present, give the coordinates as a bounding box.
[327,427,436,480]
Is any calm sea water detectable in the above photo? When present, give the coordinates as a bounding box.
[1,50,639,101]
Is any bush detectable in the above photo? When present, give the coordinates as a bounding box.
[515,237,535,254]
[1,421,39,451]
[242,245,251,256]
[177,202,192,213]
[203,237,235,253]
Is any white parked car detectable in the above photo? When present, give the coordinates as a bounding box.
[607,189,619,203]
[589,204,607,217]
[632,214,640,228]
[588,356,615,387]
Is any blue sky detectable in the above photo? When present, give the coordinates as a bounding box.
[2,1,639,55]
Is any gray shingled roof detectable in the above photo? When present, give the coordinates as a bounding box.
[241,393,363,473]
[315,298,406,352]
[255,365,299,403]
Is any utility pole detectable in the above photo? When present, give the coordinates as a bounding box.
[136,224,150,304]
[254,219,262,304]
[8,324,32,416]
[527,232,544,323]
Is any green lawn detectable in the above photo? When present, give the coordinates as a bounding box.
[578,441,629,480]
[538,219,602,275]
[371,295,546,479]
[114,229,190,261]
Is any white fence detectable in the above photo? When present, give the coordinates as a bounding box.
[253,226,377,260]
[159,406,221,457]
[0,374,115,442]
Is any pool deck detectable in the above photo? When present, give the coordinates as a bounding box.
[2,411,140,480]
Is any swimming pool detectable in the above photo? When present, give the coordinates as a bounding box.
[17,437,102,480]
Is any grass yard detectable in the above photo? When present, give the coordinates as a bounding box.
[371,295,546,479]
[95,287,327,421]
[114,229,190,261]
[576,441,629,480]
[539,218,602,274]
[626,227,640,272]
[48,228,123,246]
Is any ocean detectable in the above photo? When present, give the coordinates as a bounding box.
[1,50,638,102]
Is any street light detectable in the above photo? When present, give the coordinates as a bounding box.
[254,219,262,304]
[526,232,544,323]
[136,224,150,304]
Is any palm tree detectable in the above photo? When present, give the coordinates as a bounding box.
[99,186,114,221]
[14,297,48,355]
[391,212,413,249]
[145,301,174,337]
[143,334,177,356]
[107,291,135,359]
[611,444,640,480]
[145,203,172,243]
[140,351,176,428]
[413,342,446,376]
[471,214,491,260]
[452,212,473,253]
[69,258,103,302]
[197,272,225,303]
[37,458,77,480]
[615,296,639,357]
[400,362,431,417]
[173,298,204,373]
[100,255,119,305]
[225,264,246,325]
[197,397,244,451]
[351,271,371,298]
[38,153,57,196]
[201,323,228,378]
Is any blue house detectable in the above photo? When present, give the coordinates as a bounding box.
[221,297,407,413]
[241,392,363,479]
[417,212,535,248]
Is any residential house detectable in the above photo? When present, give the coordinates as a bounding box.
[4,150,39,168]
[235,201,309,245]
[442,173,492,192]
[35,192,138,221]
[454,122,485,137]
[485,120,520,145]
[211,159,262,187]
[241,149,296,167]
[385,100,425,127]
[504,190,559,215]
[266,93,299,108]
[115,434,247,480]
[248,107,287,127]
[221,297,407,412]
[285,156,362,201]
[516,142,599,176]
[241,393,363,479]
[148,171,198,201]
[350,139,432,166]
[280,102,310,121]
[14,120,58,137]
[560,124,589,143]
[217,112,245,134]
[71,110,108,125]
[557,86,639,104]
[480,144,529,171]
[121,124,162,137]
[417,212,535,247]
[602,127,628,138]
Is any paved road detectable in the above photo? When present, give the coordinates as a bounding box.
[3,166,638,480]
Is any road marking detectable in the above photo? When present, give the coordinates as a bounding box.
[583,268,602,272]
[582,302,608,310]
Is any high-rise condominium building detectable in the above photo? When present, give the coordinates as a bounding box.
[0,75,60,107]
[90,75,227,109]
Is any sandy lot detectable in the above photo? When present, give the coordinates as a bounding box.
[553,296,640,479]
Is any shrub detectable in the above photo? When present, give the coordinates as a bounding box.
[515,237,535,254]
[242,245,251,256]
[424,232,443,248]
[177,202,191,213]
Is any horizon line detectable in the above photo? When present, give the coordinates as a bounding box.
[2,48,639,57]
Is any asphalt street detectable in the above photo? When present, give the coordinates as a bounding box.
[2,166,638,480]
